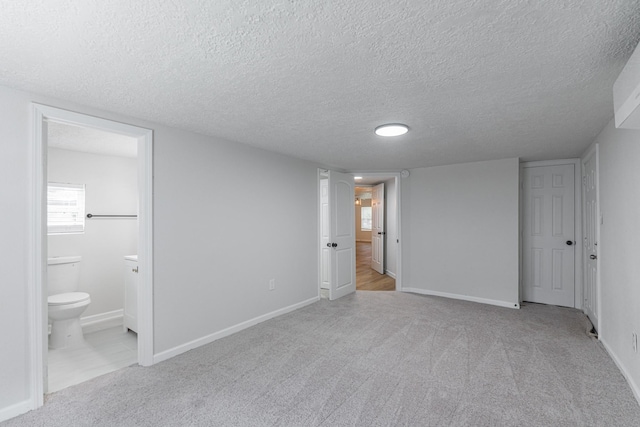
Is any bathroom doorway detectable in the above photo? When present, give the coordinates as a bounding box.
[31,105,153,403]
[46,121,138,392]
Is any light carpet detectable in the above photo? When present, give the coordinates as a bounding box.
[4,291,639,426]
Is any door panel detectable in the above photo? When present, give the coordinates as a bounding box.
[335,181,352,237]
[583,148,599,329]
[523,164,575,307]
[328,171,355,300]
[336,248,354,289]
[371,183,385,274]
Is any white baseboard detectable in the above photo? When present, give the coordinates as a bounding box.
[402,287,520,309]
[0,400,33,423]
[81,309,123,334]
[600,338,640,405]
[385,270,396,279]
[153,296,320,364]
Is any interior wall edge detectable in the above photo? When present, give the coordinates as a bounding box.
[590,117,640,407]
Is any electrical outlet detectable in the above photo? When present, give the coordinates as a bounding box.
[269,279,275,291]
[633,333,638,353]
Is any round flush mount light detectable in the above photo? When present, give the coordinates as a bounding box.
[375,123,409,137]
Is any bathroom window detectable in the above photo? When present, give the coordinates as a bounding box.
[47,183,85,234]
[361,206,372,231]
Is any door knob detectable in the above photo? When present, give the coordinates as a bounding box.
[566,240,574,246]
[590,254,597,260]
[326,243,332,247]
[332,243,338,248]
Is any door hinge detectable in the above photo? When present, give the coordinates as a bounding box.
[582,176,586,185]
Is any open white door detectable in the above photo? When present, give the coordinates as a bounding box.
[328,170,356,300]
[371,183,385,274]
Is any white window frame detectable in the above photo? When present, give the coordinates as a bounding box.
[361,206,372,231]
[47,182,85,234]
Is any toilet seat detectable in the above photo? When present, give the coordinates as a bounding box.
[48,292,90,306]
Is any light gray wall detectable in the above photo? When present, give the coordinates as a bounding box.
[589,119,640,398]
[153,127,319,353]
[48,148,138,318]
[0,86,31,418]
[0,84,319,419]
[402,158,520,307]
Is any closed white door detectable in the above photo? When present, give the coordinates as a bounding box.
[582,147,599,329]
[328,171,356,300]
[371,183,385,274]
[523,164,575,307]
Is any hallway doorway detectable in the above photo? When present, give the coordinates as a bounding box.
[46,121,139,392]
[353,174,400,291]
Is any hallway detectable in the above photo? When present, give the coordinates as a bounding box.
[356,241,395,291]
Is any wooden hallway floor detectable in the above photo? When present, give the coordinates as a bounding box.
[356,241,395,291]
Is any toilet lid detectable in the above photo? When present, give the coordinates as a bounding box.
[48,292,90,306]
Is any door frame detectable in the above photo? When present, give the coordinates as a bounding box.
[28,104,154,409]
[581,143,601,332]
[349,172,403,290]
[519,159,582,308]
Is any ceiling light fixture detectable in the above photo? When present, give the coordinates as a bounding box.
[375,123,409,137]
[354,176,363,180]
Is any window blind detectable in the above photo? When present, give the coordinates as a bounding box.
[48,183,85,234]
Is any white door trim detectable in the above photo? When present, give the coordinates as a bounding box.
[348,172,403,290]
[520,159,582,308]
[29,104,154,411]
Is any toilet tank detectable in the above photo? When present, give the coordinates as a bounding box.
[47,256,82,296]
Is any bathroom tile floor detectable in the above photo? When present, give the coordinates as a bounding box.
[47,326,137,393]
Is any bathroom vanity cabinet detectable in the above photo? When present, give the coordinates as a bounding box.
[123,255,138,333]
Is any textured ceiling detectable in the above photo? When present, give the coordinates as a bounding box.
[1,1,639,170]
[48,121,138,158]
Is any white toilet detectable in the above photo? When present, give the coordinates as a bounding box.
[47,256,91,349]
